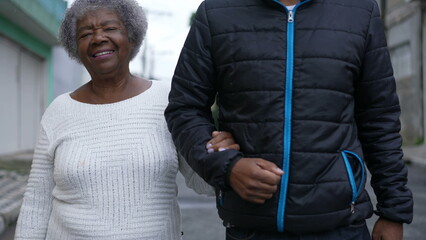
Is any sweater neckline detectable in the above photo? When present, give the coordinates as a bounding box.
[66,80,156,107]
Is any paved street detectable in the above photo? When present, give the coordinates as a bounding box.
[179,162,426,240]
[364,162,426,240]
[0,162,425,240]
[177,173,225,240]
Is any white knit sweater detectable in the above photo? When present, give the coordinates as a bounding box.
[14,81,214,240]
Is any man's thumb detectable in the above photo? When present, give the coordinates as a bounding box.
[257,159,284,175]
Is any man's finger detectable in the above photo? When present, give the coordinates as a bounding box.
[256,159,284,176]
[253,169,282,186]
[248,182,278,194]
[244,191,276,204]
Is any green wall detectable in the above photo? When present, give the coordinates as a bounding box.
[10,0,65,38]
[0,15,54,102]
[0,0,66,102]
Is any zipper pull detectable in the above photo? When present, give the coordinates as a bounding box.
[218,190,223,206]
[288,10,294,22]
[350,202,355,214]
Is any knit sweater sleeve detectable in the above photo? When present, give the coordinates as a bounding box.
[178,154,215,196]
[14,125,54,239]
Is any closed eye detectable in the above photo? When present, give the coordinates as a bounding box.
[79,32,92,39]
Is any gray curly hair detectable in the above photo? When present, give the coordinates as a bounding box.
[59,0,148,62]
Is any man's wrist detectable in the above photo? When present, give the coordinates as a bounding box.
[223,155,243,191]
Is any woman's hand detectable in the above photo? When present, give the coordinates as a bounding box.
[206,131,240,153]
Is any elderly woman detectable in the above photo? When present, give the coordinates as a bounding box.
[14,0,238,239]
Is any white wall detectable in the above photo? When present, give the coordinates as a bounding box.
[0,36,46,155]
[387,8,424,145]
[52,46,88,97]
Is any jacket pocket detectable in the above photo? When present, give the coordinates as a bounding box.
[340,150,366,213]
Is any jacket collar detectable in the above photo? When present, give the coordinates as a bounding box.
[262,0,312,8]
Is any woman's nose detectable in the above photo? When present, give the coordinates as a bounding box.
[92,30,107,43]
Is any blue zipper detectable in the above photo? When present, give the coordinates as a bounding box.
[341,150,366,213]
[273,0,312,232]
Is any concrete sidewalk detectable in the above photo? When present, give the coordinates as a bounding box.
[0,153,31,236]
[0,171,27,234]
[403,144,426,167]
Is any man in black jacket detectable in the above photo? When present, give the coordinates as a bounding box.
[165,0,413,239]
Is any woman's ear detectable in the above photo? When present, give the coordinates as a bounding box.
[129,41,136,59]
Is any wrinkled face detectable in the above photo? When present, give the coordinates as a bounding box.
[76,8,132,76]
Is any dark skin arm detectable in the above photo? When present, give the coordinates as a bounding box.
[372,217,403,240]
[229,157,283,204]
[207,131,284,204]
[206,131,240,152]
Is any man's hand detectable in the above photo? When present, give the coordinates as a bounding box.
[229,158,284,204]
[206,131,240,152]
[372,217,403,240]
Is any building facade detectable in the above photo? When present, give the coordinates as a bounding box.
[378,0,425,146]
[0,0,83,155]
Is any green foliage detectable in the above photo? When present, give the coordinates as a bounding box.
[0,160,32,175]
[189,12,196,26]
[211,102,219,129]
[415,137,424,145]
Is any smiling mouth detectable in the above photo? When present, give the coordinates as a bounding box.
[93,50,114,58]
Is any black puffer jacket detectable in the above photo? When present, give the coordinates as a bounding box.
[165,0,413,233]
